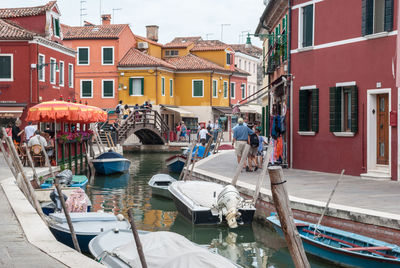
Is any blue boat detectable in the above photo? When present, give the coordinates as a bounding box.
[166,154,187,173]
[48,212,130,253]
[40,175,88,190]
[267,215,400,268]
[91,151,131,175]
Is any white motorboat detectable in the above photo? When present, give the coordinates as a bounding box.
[148,174,177,199]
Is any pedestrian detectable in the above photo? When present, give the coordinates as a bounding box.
[180,121,187,141]
[28,130,46,147]
[115,100,123,119]
[232,118,254,172]
[123,104,130,119]
[12,119,24,145]
[198,124,212,144]
[248,124,259,172]
[255,129,267,169]
[213,119,220,142]
[24,122,36,142]
[176,123,181,141]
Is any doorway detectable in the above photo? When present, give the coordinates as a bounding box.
[376,94,389,165]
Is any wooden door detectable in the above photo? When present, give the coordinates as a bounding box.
[376,94,389,165]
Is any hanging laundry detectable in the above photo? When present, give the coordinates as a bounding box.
[275,136,283,161]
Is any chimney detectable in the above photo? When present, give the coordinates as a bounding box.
[146,25,159,42]
[101,14,111,25]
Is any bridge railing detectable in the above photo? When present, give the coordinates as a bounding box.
[116,109,170,143]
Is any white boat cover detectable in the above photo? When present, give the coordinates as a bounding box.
[113,231,237,268]
[49,212,118,223]
[177,181,223,208]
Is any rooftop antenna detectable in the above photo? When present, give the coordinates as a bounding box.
[99,0,101,24]
[112,8,122,24]
[205,33,213,40]
[80,0,87,26]
[220,23,231,42]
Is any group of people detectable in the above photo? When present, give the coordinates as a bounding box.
[232,118,266,172]
[115,101,153,121]
[176,122,188,141]
[196,120,221,145]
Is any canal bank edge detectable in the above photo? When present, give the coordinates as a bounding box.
[190,150,400,245]
[0,169,104,267]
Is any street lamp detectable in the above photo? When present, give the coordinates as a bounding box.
[37,61,59,71]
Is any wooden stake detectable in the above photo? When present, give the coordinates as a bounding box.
[202,137,213,159]
[24,143,40,186]
[268,166,310,268]
[84,142,95,183]
[182,143,196,181]
[0,138,17,178]
[188,145,200,180]
[213,131,223,154]
[40,143,56,178]
[231,144,250,187]
[127,208,148,268]
[92,129,103,154]
[108,132,116,150]
[104,131,112,149]
[54,177,81,253]
[178,141,195,181]
[95,128,106,152]
[252,142,273,204]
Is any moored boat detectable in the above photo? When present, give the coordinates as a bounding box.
[148,174,177,199]
[92,151,131,175]
[166,154,187,173]
[40,175,89,190]
[89,229,240,268]
[168,181,255,228]
[267,214,400,268]
[48,212,130,252]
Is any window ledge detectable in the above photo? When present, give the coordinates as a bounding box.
[297,46,314,52]
[333,132,355,137]
[298,131,316,136]
[364,32,389,40]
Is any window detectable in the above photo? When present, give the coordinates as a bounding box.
[192,80,204,97]
[230,82,235,99]
[0,54,12,81]
[59,61,64,86]
[299,88,319,132]
[161,77,165,96]
[239,59,241,69]
[253,63,256,74]
[68,64,73,88]
[102,80,114,98]
[102,47,114,65]
[81,80,93,98]
[129,77,144,96]
[241,83,246,99]
[212,79,218,98]
[362,0,393,35]
[329,86,358,133]
[223,81,228,98]
[50,58,56,84]
[300,4,314,48]
[169,79,173,97]
[53,17,60,37]
[226,53,231,65]
[38,54,45,82]
[78,47,89,65]
[165,50,178,57]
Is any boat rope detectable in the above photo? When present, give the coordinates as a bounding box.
[271,180,287,186]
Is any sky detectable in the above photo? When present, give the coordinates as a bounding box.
[4,0,265,47]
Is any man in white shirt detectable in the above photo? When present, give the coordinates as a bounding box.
[198,125,211,145]
[213,120,220,142]
[28,130,47,147]
[24,122,36,141]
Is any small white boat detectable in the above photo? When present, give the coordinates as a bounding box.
[148,174,177,199]
[89,229,240,268]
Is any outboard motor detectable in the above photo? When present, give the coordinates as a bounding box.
[56,169,73,186]
[50,189,67,212]
[217,185,241,228]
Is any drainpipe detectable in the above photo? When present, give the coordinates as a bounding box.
[288,0,293,168]
[155,67,158,106]
[210,71,214,107]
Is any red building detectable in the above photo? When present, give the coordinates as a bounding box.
[291,0,398,180]
[0,1,75,124]
[230,68,249,105]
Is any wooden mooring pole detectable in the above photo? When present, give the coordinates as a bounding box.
[231,144,250,187]
[268,166,310,268]
[128,208,148,268]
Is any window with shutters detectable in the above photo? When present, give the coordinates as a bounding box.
[59,61,64,86]
[298,88,319,133]
[362,0,393,35]
[223,81,228,98]
[241,83,246,99]
[129,77,144,96]
[0,54,12,81]
[80,80,93,98]
[299,4,314,48]
[212,79,218,98]
[161,77,165,96]
[230,82,235,99]
[102,47,114,65]
[78,47,89,65]
[53,17,60,37]
[38,54,45,82]
[329,86,358,134]
[170,79,173,97]
[68,64,73,88]
[50,58,56,84]
[226,53,231,65]
[102,80,114,98]
[192,80,204,97]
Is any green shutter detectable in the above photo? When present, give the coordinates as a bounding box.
[262,107,265,136]
[193,81,203,96]
[140,78,144,95]
[103,81,113,97]
[0,56,11,79]
[303,5,313,47]
[299,90,309,131]
[265,105,270,137]
[79,48,88,64]
[103,48,113,64]
[384,0,394,32]
[161,78,165,95]
[362,0,374,35]
[311,88,319,132]
[170,80,173,96]
[129,78,133,95]
[329,87,342,132]
[82,81,91,97]
[350,86,358,133]
[230,83,235,98]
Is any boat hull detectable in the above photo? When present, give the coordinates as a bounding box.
[49,226,94,253]
[267,216,400,268]
[166,155,186,173]
[92,159,131,175]
[151,185,173,199]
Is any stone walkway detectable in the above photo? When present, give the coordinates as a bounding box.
[196,151,400,215]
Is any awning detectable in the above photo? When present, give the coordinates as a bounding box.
[162,106,196,118]
[238,105,262,114]
[213,106,233,114]
[0,106,25,118]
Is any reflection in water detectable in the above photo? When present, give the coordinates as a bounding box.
[87,152,337,268]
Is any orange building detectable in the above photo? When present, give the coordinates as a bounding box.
[62,14,136,109]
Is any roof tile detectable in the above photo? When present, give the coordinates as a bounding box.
[0,1,56,18]
[62,24,127,39]
[119,48,176,69]
[229,44,262,58]
[165,54,229,73]
[0,19,34,40]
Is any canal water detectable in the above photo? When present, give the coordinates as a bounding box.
[87,152,336,268]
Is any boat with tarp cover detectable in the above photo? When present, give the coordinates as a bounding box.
[267,214,400,268]
[91,151,131,175]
